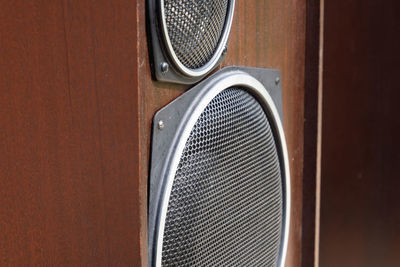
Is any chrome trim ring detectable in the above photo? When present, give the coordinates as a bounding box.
[154,72,290,267]
[159,0,235,77]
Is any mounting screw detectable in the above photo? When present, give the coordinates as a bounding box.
[160,62,169,73]
[222,46,228,56]
[158,120,165,130]
[275,77,280,85]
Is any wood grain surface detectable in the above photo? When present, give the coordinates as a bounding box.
[320,1,400,266]
[0,1,143,265]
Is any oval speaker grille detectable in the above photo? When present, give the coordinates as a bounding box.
[161,88,284,266]
[163,0,230,69]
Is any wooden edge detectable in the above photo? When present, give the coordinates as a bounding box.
[302,0,323,266]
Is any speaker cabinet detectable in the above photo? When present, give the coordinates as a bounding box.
[148,67,290,266]
[147,0,235,84]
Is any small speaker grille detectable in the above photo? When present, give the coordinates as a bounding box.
[161,88,284,266]
[163,0,229,69]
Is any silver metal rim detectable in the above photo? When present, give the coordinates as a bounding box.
[154,72,291,267]
[160,0,235,77]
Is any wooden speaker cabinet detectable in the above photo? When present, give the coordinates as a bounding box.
[0,0,320,266]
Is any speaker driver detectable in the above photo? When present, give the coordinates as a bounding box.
[147,0,235,84]
[148,67,290,267]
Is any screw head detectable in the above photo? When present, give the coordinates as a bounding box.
[158,120,165,130]
[160,62,169,73]
[275,77,280,85]
[222,46,228,56]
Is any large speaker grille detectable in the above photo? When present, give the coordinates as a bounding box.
[161,88,283,266]
[162,0,230,69]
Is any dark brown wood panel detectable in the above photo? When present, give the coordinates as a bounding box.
[0,1,143,265]
[320,1,400,266]
[138,1,308,266]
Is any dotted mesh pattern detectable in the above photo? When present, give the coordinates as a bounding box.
[161,88,284,266]
[163,0,229,69]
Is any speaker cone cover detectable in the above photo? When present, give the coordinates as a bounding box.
[149,67,290,266]
[147,0,235,83]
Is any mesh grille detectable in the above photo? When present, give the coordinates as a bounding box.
[162,0,230,69]
[161,88,284,266]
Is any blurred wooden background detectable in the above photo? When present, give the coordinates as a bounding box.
[319,1,400,266]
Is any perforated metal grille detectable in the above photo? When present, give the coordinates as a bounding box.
[161,88,284,266]
[162,0,230,69]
